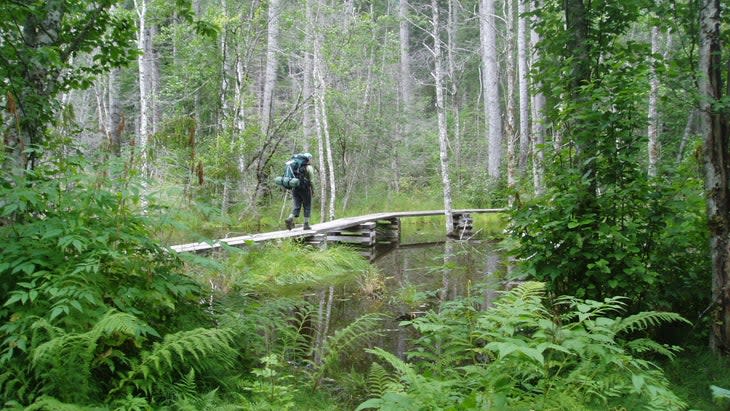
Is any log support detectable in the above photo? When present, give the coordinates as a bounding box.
[452,213,473,238]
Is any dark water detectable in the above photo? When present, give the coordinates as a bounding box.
[321,239,505,362]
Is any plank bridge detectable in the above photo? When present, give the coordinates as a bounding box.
[170,208,507,255]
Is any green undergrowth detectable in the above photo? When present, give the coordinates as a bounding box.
[663,347,730,410]
[189,241,377,297]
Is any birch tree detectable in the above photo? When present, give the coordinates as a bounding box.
[430,0,455,237]
[315,53,337,222]
[108,67,123,156]
[504,0,518,198]
[395,0,414,193]
[308,4,335,222]
[480,0,503,180]
[698,0,730,354]
[530,2,546,196]
[261,0,280,136]
[517,0,530,173]
[647,24,660,177]
[135,0,151,176]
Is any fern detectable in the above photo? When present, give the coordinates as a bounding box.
[365,347,419,385]
[309,313,384,387]
[614,311,691,334]
[174,368,199,401]
[366,362,403,398]
[624,338,682,359]
[29,310,155,403]
[22,395,91,410]
[359,281,689,411]
[114,327,236,397]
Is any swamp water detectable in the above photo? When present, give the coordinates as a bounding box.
[315,237,507,366]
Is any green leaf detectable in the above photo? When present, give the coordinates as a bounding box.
[4,293,24,307]
[355,398,384,411]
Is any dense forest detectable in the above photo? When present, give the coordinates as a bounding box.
[2,0,730,409]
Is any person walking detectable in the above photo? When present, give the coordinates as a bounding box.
[285,152,315,230]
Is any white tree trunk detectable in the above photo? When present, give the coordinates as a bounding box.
[135,0,150,178]
[699,0,730,353]
[676,109,697,163]
[315,56,336,221]
[261,0,280,136]
[303,0,315,152]
[480,0,502,179]
[431,0,454,237]
[220,0,231,215]
[399,0,414,111]
[517,0,530,173]
[108,67,123,156]
[530,0,545,195]
[504,0,517,200]
[150,24,161,135]
[94,78,109,147]
[447,0,462,181]
[647,25,660,177]
[395,0,414,193]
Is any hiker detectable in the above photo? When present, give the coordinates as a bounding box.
[285,152,315,230]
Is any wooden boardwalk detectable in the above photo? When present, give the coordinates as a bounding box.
[170,208,507,253]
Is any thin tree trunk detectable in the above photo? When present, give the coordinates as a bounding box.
[647,25,660,177]
[220,0,231,216]
[150,24,161,135]
[94,78,110,148]
[303,0,315,152]
[317,68,336,221]
[431,0,454,237]
[135,0,151,179]
[530,0,545,195]
[517,0,530,173]
[446,0,462,183]
[699,0,730,354]
[505,0,517,201]
[108,67,123,156]
[396,0,413,193]
[480,0,502,179]
[399,0,414,111]
[261,0,280,136]
[676,109,697,163]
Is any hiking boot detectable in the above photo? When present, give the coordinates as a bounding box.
[303,223,311,230]
[285,217,294,230]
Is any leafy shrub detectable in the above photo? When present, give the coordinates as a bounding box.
[508,168,709,321]
[0,157,235,407]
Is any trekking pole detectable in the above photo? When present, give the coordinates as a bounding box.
[279,190,290,221]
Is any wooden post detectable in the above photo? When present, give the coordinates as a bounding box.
[451,213,473,238]
[376,217,401,245]
[326,222,377,246]
[303,233,327,249]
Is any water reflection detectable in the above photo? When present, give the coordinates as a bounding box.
[314,239,505,364]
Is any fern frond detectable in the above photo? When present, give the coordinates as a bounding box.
[557,295,628,323]
[613,311,690,334]
[318,313,384,372]
[365,347,419,383]
[495,281,545,307]
[624,338,681,360]
[175,368,198,400]
[117,327,236,396]
[367,362,402,397]
[279,303,315,361]
[23,395,90,411]
[32,310,153,367]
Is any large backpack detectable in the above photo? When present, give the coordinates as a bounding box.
[275,153,310,189]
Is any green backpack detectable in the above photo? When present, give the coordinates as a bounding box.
[275,153,310,189]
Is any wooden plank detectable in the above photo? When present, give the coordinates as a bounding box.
[169,208,506,253]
